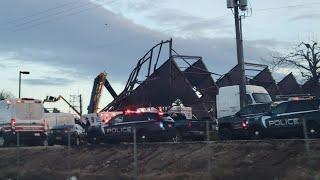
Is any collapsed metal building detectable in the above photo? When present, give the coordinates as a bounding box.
[249,67,281,100]
[277,73,302,95]
[102,39,218,119]
[302,78,320,97]
[216,63,281,100]
[216,62,320,98]
[97,40,319,119]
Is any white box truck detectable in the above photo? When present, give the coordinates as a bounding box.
[216,85,272,119]
[0,98,47,146]
[44,112,76,130]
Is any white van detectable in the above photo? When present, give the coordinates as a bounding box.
[44,113,75,130]
[216,85,272,118]
[0,98,46,146]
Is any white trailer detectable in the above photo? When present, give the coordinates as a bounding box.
[216,85,272,118]
[0,98,47,146]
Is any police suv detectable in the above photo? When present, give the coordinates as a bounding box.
[251,99,320,139]
[87,108,177,143]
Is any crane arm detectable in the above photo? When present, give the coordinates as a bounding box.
[87,73,105,113]
[87,72,118,114]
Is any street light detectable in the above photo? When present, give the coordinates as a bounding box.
[19,71,30,98]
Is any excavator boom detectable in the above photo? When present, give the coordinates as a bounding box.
[87,72,117,114]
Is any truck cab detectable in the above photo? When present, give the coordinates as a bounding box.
[0,98,47,146]
[217,103,272,140]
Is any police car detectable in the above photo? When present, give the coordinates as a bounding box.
[251,98,320,139]
[87,108,177,144]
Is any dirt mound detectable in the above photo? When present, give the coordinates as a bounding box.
[0,140,319,180]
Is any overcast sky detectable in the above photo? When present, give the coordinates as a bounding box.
[0,0,319,113]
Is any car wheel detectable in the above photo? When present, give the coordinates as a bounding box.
[218,128,233,140]
[250,127,263,140]
[42,139,49,146]
[306,123,320,139]
[0,136,6,147]
[75,136,81,146]
[173,130,183,143]
[90,136,101,145]
[137,131,149,143]
[48,140,54,146]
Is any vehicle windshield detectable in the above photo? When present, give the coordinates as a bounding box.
[270,102,288,115]
[15,103,44,120]
[239,103,271,115]
[252,93,272,103]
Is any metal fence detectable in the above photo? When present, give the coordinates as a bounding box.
[1,121,319,180]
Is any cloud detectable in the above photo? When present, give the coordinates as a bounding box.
[23,77,73,86]
[146,9,232,38]
[0,0,279,84]
[289,13,320,21]
[0,64,6,69]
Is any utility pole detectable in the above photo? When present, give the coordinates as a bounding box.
[227,0,248,108]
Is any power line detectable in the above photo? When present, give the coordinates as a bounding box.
[0,0,80,27]
[3,0,117,32]
[7,2,94,31]
[12,6,98,32]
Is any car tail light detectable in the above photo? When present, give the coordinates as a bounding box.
[11,118,16,129]
[241,120,248,129]
[187,121,192,129]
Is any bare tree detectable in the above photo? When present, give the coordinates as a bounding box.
[272,41,320,82]
[0,90,14,99]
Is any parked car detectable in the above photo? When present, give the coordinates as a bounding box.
[87,108,177,144]
[172,112,216,141]
[217,103,272,140]
[48,124,85,146]
[251,99,320,139]
[0,98,47,146]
